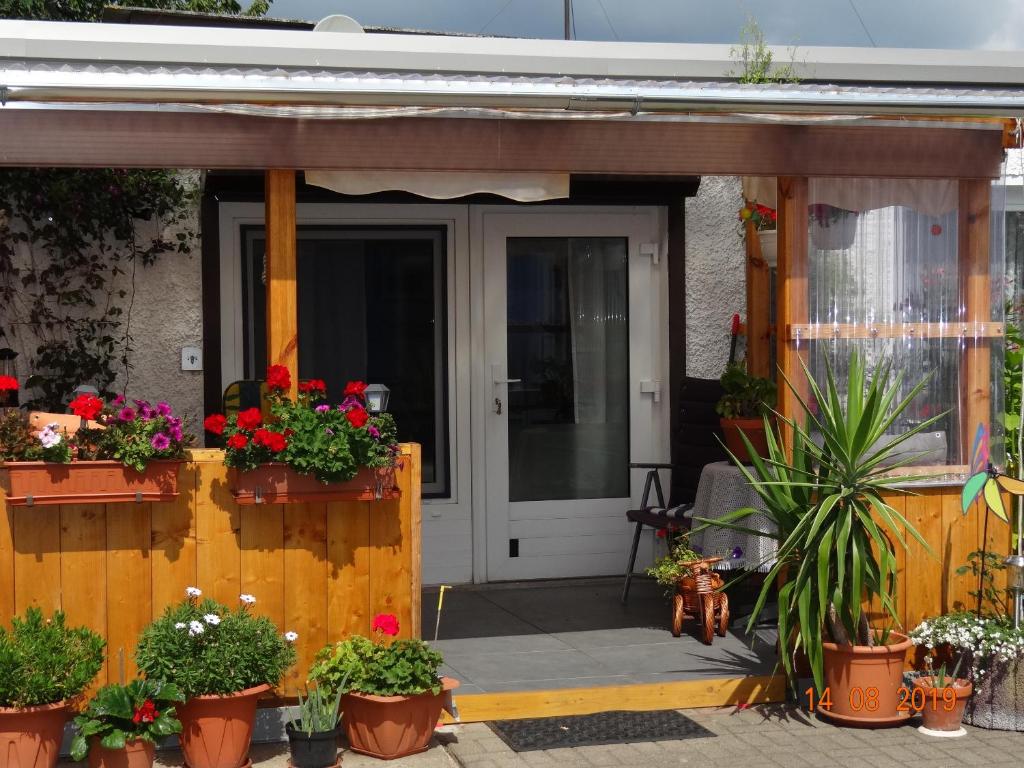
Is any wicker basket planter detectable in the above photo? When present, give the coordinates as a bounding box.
[230,464,399,505]
[671,556,730,644]
[1,460,180,506]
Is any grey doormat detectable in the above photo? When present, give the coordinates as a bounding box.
[487,709,715,751]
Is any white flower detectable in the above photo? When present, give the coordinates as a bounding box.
[239,594,256,605]
[38,425,62,449]
[185,586,202,598]
[284,631,298,642]
[188,620,205,636]
[203,613,221,626]
[174,622,187,630]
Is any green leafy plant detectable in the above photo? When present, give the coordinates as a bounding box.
[911,611,1024,680]
[730,17,798,84]
[715,362,777,419]
[956,549,1008,617]
[699,352,938,691]
[289,685,343,736]
[134,588,296,699]
[69,679,184,761]
[205,366,399,483]
[71,394,192,471]
[646,534,706,589]
[0,607,106,708]
[310,614,443,697]
[0,410,72,462]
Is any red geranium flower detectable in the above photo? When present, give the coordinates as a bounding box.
[69,394,104,421]
[346,407,369,428]
[236,407,262,431]
[344,381,367,399]
[298,379,327,395]
[0,375,18,391]
[226,433,249,450]
[253,428,287,452]
[266,365,291,392]
[371,613,400,637]
[203,414,227,435]
[132,699,159,725]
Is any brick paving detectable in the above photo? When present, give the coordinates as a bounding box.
[58,704,1024,768]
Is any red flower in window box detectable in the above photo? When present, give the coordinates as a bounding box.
[226,433,249,450]
[252,428,287,453]
[344,381,368,399]
[236,408,262,431]
[266,364,291,392]
[203,413,227,435]
[69,394,104,421]
[371,612,400,637]
[298,379,327,395]
[346,407,369,428]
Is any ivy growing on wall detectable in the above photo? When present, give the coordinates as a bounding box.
[0,0,271,409]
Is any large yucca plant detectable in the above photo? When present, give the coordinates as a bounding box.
[700,351,938,691]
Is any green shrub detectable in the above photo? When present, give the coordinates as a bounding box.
[134,588,296,699]
[70,679,184,761]
[0,607,105,708]
[310,619,443,698]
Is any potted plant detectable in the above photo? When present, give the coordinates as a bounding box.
[0,386,190,506]
[912,662,972,735]
[714,362,777,464]
[134,588,297,768]
[70,680,185,768]
[701,352,937,727]
[309,613,459,760]
[648,535,730,643]
[911,612,1024,731]
[204,366,401,504]
[0,607,106,768]
[286,685,343,768]
[739,201,778,267]
[810,203,858,251]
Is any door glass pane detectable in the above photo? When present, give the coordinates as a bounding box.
[242,227,449,496]
[506,237,629,502]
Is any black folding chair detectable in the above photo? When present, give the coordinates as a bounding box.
[621,376,726,603]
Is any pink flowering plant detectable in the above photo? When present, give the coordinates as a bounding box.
[204,366,399,484]
[73,396,191,471]
[134,587,297,698]
[310,613,443,697]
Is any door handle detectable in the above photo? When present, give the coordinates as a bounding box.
[494,378,522,385]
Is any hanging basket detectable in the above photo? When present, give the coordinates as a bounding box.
[757,229,777,268]
[230,463,399,504]
[811,211,858,251]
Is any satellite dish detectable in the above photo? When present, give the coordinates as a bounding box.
[313,14,365,33]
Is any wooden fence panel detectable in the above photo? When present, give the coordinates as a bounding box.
[0,445,420,694]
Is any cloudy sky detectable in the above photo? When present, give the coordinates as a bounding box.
[265,0,1024,49]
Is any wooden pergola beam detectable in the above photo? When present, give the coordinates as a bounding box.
[265,169,298,398]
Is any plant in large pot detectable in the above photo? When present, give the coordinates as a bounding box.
[715,361,777,464]
[70,680,185,768]
[0,607,106,768]
[286,685,344,768]
[702,352,938,726]
[309,614,458,760]
[204,367,401,504]
[0,386,190,506]
[134,588,297,768]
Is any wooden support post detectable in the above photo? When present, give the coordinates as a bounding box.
[958,179,992,460]
[265,169,299,398]
[776,178,809,451]
[745,218,772,379]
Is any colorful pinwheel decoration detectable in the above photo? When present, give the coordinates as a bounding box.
[961,423,1024,522]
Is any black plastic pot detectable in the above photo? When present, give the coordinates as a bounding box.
[286,722,341,768]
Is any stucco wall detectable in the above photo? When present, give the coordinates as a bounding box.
[4,171,205,431]
[685,176,746,379]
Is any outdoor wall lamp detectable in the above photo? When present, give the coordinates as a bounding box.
[365,383,390,414]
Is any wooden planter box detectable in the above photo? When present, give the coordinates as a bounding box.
[230,463,399,504]
[1,460,181,506]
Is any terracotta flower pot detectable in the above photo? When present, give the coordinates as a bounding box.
[230,464,398,504]
[1,460,180,506]
[819,631,912,727]
[342,678,459,760]
[87,737,156,768]
[719,418,768,464]
[0,700,69,768]
[914,676,972,732]
[175,684,269,768]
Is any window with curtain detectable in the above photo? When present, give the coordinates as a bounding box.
[801,178,1005,475]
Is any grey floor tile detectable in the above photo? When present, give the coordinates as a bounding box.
[432,633,574,656]
[476,675,637,692]
[449,648,602,685]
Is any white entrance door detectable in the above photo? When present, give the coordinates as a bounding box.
[481,209,668,581]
